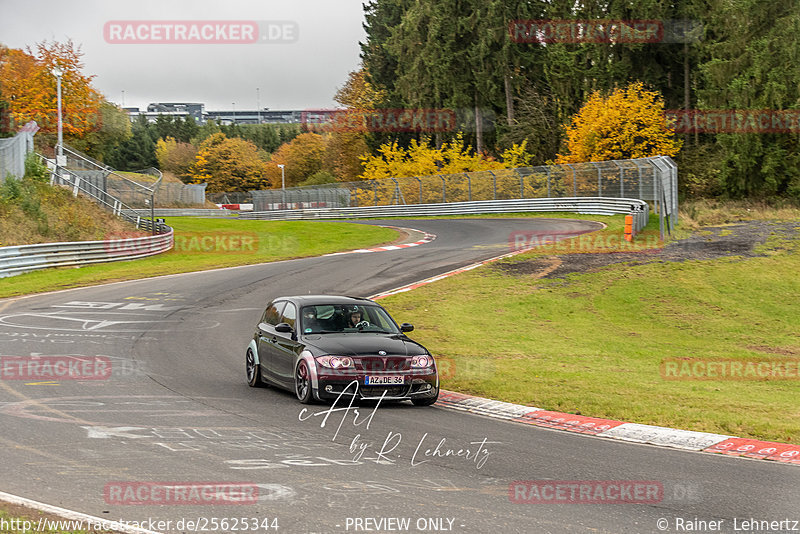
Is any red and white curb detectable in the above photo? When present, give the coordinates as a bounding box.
[435,390,800,466]
[0,490,160,534]
[324,226,436,256]
[366,236,800,467]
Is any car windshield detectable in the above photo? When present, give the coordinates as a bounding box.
[299,304,400,335]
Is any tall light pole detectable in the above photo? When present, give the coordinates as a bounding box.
[51,66,64,161]
[232,102,236,125]
[277,164,285,209]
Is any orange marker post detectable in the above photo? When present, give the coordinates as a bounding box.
[624,214,634,242]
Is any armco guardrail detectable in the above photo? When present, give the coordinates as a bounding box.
[123,208,236,218]
[0,228,174,278]
[240,197,650,231]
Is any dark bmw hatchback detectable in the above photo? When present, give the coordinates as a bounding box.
[246,295,439,405]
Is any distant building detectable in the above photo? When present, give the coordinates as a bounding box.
[125,102,316,125]
[147,103,205,122]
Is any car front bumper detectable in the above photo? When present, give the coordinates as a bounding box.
[314,369,438,402]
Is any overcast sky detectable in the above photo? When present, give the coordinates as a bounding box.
[0,0,367,111]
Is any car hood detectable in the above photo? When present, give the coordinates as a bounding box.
[302,333,428,357]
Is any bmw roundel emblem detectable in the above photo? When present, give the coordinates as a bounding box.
[378,351,387,356]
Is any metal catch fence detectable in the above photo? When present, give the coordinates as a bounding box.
[0,129,35,182]
[249,156,677,236]
[39,153,171,236]
[57,144,207,207]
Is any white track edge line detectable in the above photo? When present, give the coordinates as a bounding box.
[0,490,161,534]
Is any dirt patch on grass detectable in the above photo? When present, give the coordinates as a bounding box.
[495,220,800,279]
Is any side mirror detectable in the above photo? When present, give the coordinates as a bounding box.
[400,323,414,332]
[275,323,294,333]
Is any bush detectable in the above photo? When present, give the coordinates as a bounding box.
[24,152,49,182]
[676,143,725,199]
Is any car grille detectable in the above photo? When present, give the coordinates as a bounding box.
[359,385,408,398]
[356,357,409,372]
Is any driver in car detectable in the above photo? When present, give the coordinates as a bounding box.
[348,307,365,328]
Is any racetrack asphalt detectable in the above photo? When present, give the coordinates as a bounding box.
[0,218,797,534]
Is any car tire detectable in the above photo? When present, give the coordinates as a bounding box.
[246,348,264,387]
[411,390,438,406]
[295,360,314,404]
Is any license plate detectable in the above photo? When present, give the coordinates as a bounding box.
[365,375,404,385]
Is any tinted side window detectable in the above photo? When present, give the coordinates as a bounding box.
[280,302,297,329]
[263,301,286,326]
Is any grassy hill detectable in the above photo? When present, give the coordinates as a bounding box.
[0,156,147,246]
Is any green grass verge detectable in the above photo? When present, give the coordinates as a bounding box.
[0,508,112,533]
[0,217,397,299]
[382,221,800,443]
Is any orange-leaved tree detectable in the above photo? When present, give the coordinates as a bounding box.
[316,68,386,180]
[556,82,682,163]
[0,40,102,137]
[189,133,271,192]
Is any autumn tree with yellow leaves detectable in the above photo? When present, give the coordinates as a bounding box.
[556,82,681,164]
[359,133,532,180]
[155,136,197,182]
[189,133,271,193]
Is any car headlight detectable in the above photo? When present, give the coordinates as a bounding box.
[315,356,354,369]
[410,355,433,368]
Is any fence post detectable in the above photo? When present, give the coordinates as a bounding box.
[632,159,646,202]
[439,175,446,203]
[464,173,471,202]
[414,177,422,204]
[488,171,496,200]
[546,167,551,197]
[519,170,524,199]
[373,181,378,206]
